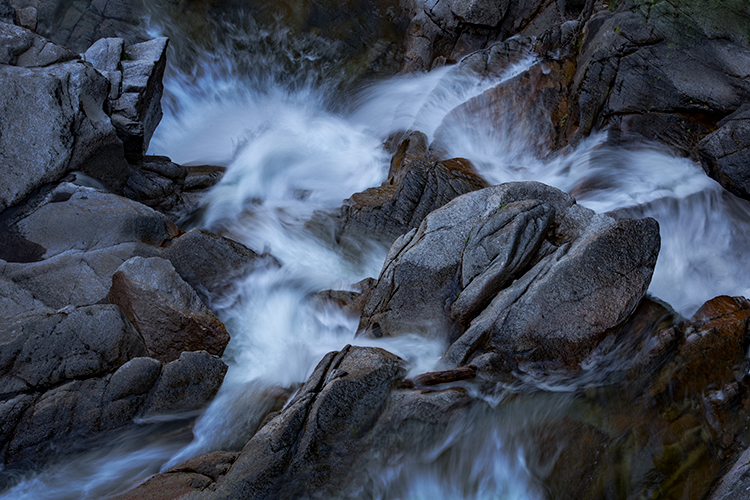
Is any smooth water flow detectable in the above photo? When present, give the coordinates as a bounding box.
[5,8,750,499]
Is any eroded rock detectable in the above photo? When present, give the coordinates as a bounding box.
[358,182,659,368]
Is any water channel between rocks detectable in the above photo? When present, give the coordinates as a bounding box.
[4,7,750,500]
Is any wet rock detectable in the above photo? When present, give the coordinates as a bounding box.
[707,446,750,500]
[401,0,588,71]
[700,105,750,201]
[162,228,280,307]
[0,305,147,397]
[140,351,229,418]
[358,181,659,368]
[124,156,187,214]
[433,56,576,158]
[569,2,750,155]
[316,131,488,247]
[110,37,169,161]
[0,59,128,212]
[108,256,230,363]
[109,451,240,500]
[209,346,408,499]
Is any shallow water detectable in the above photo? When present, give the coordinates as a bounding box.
[4,5,750,499]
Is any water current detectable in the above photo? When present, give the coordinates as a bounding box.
[4,6,750,500]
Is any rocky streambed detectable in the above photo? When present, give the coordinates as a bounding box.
[2,0,750,499]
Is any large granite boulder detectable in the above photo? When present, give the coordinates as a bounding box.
[357,182,660,367]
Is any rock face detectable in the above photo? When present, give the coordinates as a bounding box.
[358,182,660,366]
[108,256,230,363]
[162,228,280,307]
[85,36,169,162]
[113,346,475,500]
[0,26,128,211]
[314,131,489,247]
[2,351,227,470]
[700,104,750,200]
[0,183,180,308]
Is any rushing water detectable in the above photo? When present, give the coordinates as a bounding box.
[5,6,750,500]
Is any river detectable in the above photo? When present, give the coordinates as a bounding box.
[3,4,750,499]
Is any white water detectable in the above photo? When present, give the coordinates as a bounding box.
[5,12,750,500]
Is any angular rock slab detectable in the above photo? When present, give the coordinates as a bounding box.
[162,228,280,307]
[358,181,660,367]
[0,60,127,212]
[108,256,230,363]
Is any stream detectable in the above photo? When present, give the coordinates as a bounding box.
[3,4,750,499]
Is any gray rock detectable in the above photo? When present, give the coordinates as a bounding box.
[699,104,750,200]
[162,228,280,307]
[358,182,573,341]
[707,446,750,500]
[140,350,228,417]
[0,1,14,24]
[108,256,230,363]
[358,182,660,368]
[207,345,407,499]
[0,21,33,64]
[83,36,124,99]
[104,356,162,402]
[0,276,52,318]
[0,243,162,308]
[0,304,147,397]
[0,183,180,262]
[0,61,128,212]
[450,0,508,26]
[111,37,168,161]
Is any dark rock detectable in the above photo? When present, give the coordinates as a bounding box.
[108,256,230,363]
[110,37,168,162]
[140,351,228,418]
[316,131,489,247]
[210,346,407,499]
[123,156,188,214]
[14,6,37,31]
[162,228,280,307]
[0,1,14,24]
[568,2,750,156]
[0,304,147,397]
[700,105,750,200]
[109,451,240,500]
